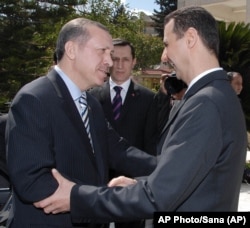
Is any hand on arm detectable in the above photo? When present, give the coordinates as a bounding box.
[33,168,75,214]
[108,176,137,187]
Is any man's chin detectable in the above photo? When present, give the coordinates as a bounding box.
[103,73,109,81]
[96,76,107,86]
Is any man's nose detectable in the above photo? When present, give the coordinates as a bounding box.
[161,48,168,62]
[105,54,113,67]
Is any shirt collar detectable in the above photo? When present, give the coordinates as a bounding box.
[54,65,82,101]
[109,77,131,93]
[186,67,223,94]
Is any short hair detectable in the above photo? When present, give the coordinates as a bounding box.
[56,18,109,62]
[164,6,219,58]
[53,51,57,64]
[112,38,136,59]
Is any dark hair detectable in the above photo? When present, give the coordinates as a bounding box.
[112,38,136,59]
[164,6,219,58]
[164,73,187,95]
[53,51,57,64]
[227,71,242,81]
[56,18,109,62]
[227,72,234,81]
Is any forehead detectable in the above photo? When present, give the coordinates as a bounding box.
[113,45,132,57]
[163,19,175,42]
[86,26,113,47]
[232,75,243,81]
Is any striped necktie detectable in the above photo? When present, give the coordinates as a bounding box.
[79,93,93,148]
[112,86,122,121]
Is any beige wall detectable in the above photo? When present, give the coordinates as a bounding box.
[247,1,250,23]
[178,0,249,23]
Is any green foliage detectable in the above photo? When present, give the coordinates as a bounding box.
[104,9,163,70]
[1,0,250,130]
[0,0,163,113]
[131,34,163,69]
[0,0,85,110]
[151,0,177,38]
[218,21,250,71]
[218,21,250,130]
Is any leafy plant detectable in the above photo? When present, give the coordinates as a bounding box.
[218,21,250,71]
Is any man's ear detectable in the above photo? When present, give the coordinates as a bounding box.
[64,41,76,60]
[185,27,198,48]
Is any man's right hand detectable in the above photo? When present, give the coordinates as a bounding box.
[108,176,137,187]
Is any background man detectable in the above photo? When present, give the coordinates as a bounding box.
[89,38,158,228]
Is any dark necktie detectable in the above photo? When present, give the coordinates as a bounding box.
[79,93,93,148]
[112,86,122,120]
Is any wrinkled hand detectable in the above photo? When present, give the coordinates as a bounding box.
[34,168,75,214]
[108,176,137,187]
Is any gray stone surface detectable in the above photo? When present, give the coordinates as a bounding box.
[238,151,250,211]
[238,183,250,211]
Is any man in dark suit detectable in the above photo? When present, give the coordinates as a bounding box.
[154,74,173,135]
[90,39,157,157]
[34,6,247,222]
[89,39,158,227]
[6,18,156,228]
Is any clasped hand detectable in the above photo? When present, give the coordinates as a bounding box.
[33,168,75,214]
[34,169,137,214]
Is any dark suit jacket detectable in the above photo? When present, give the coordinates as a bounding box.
[89,80,158,156]
[154,90,172,135]
[6,69,156,227]
[70,70,248,223]
[0,114,9,188]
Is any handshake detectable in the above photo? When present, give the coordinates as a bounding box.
[34,169,136,214]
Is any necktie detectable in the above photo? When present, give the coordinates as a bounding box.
[112,86,122,120]
[79,93,93,148]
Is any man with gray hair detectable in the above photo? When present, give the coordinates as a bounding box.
[6,18,156,227]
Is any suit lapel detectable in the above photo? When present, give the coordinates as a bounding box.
[159,69,228,138]
[101,82,114,121]
[86,96,106,182]
[47,70,97,168]
[160,98,186,137]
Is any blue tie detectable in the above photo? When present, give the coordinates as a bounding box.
[79,93,93,148]
[112,86,122,120]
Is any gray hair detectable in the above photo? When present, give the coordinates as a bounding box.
[55,18,109,61]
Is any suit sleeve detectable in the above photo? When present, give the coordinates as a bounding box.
[106,121,157,177]
[6,93,58,202]
[143,95,159,155]
[0,114,9,186]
